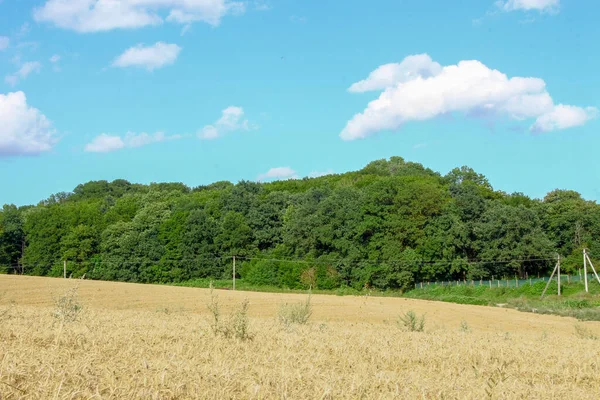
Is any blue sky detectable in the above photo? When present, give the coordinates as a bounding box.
[0,0,598,205]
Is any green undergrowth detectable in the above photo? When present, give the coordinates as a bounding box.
[404,281,600,321]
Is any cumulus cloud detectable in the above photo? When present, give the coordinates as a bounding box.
[199,106,252,140]
[0,91,57,157]
[5,62,42,86]
[531,105,598,133]
[0,36,9,51]
[257,167,297,182]
[341,54,597,140]
[497,0,559,12]
[85,131,182,153]
[348,54,442,93]
[33,0,245,33]
[49,54,61,63]
[112,42,181,71]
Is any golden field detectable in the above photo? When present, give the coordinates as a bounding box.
[1,275,600,399]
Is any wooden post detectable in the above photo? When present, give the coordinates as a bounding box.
[232,256,236,291]
[567,274,570,284]
[489,280,492,288]
[515,276,518,288]
[63,260,66,279]
[541,260,559,298]
[420,282,423,289]
[585,253,600,286]
[557,255,561,296]
[584,249,589,293]
[529,278,532,286]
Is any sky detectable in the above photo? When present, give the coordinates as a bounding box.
[0,0,598,205]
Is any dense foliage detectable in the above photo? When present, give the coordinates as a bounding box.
[2,157,599,291]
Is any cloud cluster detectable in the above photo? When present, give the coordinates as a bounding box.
[341,54,597,140]
[5,62,42,86]
[199,106,251,140]
[112,42,181,71]
[257,167,297,182]
[85,131,183,153]
[497,0,559,12]
[0,91,57,157]
[34,0,245,33]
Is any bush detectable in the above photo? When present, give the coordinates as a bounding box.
[398,310,425,332]
[278,294,312,326]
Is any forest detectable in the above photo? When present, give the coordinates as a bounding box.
[1,157,598,291]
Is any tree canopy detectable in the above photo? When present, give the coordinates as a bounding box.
[1,157,597,291]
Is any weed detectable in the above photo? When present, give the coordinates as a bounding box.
[52,286,82,323]
[206,282,253,340]
[398,310,425,332]
[278,293,312,327]
[226,299,253,340]
[459,320,470,333]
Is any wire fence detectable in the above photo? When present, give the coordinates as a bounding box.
[414,272,599,289]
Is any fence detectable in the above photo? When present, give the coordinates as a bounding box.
[415,272,598,289]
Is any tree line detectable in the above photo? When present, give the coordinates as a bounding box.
[1,157,598,291]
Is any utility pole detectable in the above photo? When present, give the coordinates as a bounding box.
[583,249,600,288]
[541,254,561,298]
[232,256,236,291]
[64,260,67,279]
[584,248,589,293]
[557,254,561,296]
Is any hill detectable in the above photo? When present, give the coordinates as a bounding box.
[1,156,599,291]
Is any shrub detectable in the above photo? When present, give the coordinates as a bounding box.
[278,294,312,326]
[398,310,425,332]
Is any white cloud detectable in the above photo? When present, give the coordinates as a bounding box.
[341,54,597,140]
[348,54,442,93]
[49,54,61,63]
[497,0,559,12]
[84,134,125,153]
[531,105,598,133]
[85,131,182,153]
[33,0,245,33]
[112,42,181,71]
[5,61,42,86]
[257,167,297,181]
[199,106,252,139]
[0,36,9,51]
[0,91,57,157]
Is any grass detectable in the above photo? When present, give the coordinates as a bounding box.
[1,276,600,398]
[405,281,600,321]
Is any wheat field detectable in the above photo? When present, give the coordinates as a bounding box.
[1,275,600,399]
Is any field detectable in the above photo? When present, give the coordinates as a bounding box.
[1,275,600,399]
